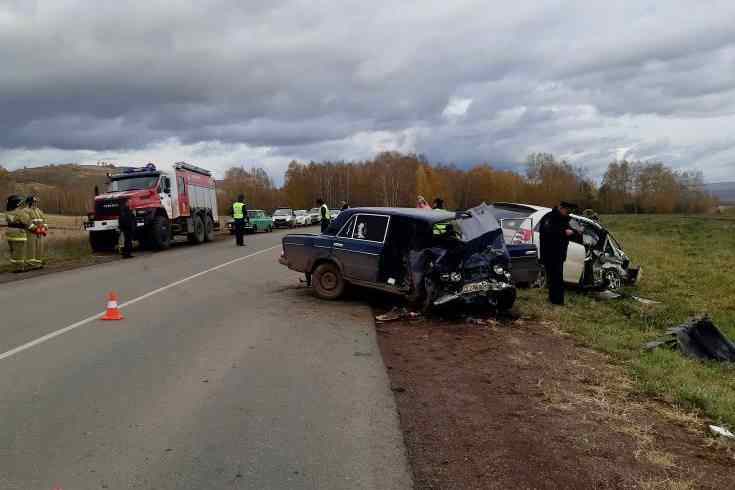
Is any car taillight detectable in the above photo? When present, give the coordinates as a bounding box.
[512,228,533,244]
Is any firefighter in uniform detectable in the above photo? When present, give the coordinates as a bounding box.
[26,196,47,268]
[539,201,576,306]
[232,194,247,246]
[317,198,330,233]
[5,195,31,272]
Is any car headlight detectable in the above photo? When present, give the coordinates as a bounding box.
[440,272,462,282]
[493,265,505,275]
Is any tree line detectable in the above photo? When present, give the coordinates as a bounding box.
[1,154,718,216]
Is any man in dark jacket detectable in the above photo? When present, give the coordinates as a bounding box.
[539,202,576,305]
[119,199,136,258]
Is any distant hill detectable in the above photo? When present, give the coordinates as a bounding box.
[705,182,735,204]
[1,164,115,215]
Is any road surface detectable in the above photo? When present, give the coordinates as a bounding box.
[0,229,412,489]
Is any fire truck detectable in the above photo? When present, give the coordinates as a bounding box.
[86,162,219,252]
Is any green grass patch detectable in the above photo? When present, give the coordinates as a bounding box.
[0,234,95,273]
[519,215,735,426]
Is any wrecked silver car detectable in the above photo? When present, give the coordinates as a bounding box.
[492,203,640,291]
[279,204,524,311]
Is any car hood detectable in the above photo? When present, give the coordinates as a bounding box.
[447,203,508,257]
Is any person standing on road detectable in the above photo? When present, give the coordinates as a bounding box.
[416,196,431,209]
[118,199,136,259]
[317,198,330,233]
[341,200,349,211]
[539,201,576,306]
[232,194,247,247]
[4,195,31,272]
[432,198,445,210]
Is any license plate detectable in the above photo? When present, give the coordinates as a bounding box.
[461,281,490,294]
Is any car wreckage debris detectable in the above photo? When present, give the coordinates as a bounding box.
[593,290,661,305]
[644,316,735,362]
[709,425,735,440]
[375,306,422,323]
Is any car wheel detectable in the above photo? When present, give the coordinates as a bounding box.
[312,263,345,300]
[603,268,623,291]
[495,288,517,311]
[252,224,258,233]
[532,267,546,289]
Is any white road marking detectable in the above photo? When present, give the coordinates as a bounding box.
[0,245,281,362]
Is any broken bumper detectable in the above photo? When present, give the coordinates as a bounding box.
[433,279,515,306]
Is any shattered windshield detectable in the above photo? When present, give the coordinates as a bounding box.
[108,176,159,192]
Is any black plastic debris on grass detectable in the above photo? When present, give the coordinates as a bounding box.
[644,316,735,362]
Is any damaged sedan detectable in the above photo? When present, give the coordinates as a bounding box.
[493,203,641,291]
[279,204,529,312]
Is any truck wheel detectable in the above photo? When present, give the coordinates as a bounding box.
[203,215,215,242]
[312,263,345,300]
[149,215,172,250]
[89,230,117,252]
[188,215,205,244]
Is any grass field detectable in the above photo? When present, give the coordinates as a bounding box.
[0,214,92,272]
[519,214,735,427]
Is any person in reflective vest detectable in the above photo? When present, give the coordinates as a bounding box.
[317,198,330,233]
[5,195,31,272]
[25,196,47,268]
[232,194,247,246]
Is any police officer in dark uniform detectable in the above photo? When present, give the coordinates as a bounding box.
[317,198,330,233]
[232,194,247,246]
[119,199,136,258]
[539,201,576,305]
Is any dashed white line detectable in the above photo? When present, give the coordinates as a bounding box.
[0,245,280,362]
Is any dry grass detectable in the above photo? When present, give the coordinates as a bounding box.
[638,478,695,490]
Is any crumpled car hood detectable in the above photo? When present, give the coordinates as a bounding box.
[444,202,509,260]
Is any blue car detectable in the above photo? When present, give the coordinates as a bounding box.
[279,204,537,312]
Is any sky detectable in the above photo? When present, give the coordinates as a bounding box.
[1,0,734,184]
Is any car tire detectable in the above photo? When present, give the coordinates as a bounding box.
[312,263,345,300]
[532,267,547,289]
[495,288,517,311]
[252,224,258,234]
[203,215,215,242]
[188,215,205,244]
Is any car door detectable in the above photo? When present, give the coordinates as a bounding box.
[563,218,585,284]
[332,213,389,283]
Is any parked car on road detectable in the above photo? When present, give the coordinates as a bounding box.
[272,208,296,228]
[308,208,321,224]
[294,210,310,227]
[492,202,640,291]
[279,204,532,312]
[227,210,273,234]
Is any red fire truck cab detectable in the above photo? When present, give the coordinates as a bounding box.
[86,162,220,252]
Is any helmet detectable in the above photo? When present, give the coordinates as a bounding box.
[6,195,24,211]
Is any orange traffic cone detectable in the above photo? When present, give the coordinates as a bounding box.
[101,291,124,321]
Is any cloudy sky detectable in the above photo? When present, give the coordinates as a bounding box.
[1,0,734,183]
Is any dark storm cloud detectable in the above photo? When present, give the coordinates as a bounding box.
[1,0,735,180]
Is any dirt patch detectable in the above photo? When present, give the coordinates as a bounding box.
[377,316,734,489]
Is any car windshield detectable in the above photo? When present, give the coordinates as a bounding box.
[295,210,307,215]
[274,209,291,215]
[108,176,158,192]
[247,210,259,218]
[309,208,319,213]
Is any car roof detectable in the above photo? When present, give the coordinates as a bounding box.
[344,207,455,224]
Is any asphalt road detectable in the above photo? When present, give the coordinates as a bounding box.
[0,227,412,490]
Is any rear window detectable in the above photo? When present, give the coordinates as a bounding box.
[352,214,389,242]
[500,218,525,231]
